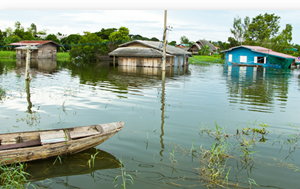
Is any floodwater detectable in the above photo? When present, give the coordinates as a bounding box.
[1,59,300,189]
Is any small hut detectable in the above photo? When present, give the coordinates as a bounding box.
[109,40,192,67]
[188,39,217,55]
[9,40,62,59]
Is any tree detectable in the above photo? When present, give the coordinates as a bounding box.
[198,45,211,55]
[230,16,250,45]
[30,23,37,35]
[94,28,117,40]
[45,34,60,44]
[150,37,159,41]
[69,31,108,63]
[37,29,48,35]
[246,13,281,42]
[168,41,177,46]
[108,26,130,51]
[14,21,21,30]
[109,26,130,43]
[3,35,21,50]
[227,37,239,47]
[180,36,189,45]
[60,34,82,51]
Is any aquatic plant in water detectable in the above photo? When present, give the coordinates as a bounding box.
[113,158,134,189]
[0,160,33,189]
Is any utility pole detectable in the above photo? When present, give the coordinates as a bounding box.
[162,10,167,71]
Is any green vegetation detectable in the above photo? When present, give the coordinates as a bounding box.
[113,158,134,189]
[0,51,16,59]
[0,161,33,189]
[189,55,224,64]
[87,149,100,168]
[229,13,296,55]
[0,86,6,100]
[57,52,70,60]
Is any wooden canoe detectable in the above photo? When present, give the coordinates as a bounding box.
[0,121,124,164]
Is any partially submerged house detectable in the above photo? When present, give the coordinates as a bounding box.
[188,39,217,55]
[221,45,297,69]
[108,40,192,67]
[9,40,62,59]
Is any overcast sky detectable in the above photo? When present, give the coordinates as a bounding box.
[1,1,300,45]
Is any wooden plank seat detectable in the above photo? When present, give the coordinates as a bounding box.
[0,139,41,150]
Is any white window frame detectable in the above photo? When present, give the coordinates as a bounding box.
[254,56,266,64]
[240,56,247,63]
[228,54,232,62]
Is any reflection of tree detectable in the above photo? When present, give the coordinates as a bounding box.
[225,66,290,112]
[0,59,17,75]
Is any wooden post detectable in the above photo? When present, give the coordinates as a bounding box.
[25,44,31,81]
[113,56,115,67]
[162,10,167,71]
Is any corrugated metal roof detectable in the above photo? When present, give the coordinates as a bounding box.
[221,45,296,59]
[9,40,62,47]
[119,40,192,56]
[109,47,173,57]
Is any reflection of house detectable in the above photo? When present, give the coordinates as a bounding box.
[188,39,217,55]
[108,40,192,67]
[17,59,57,73]
[9,41,62,59]
[221,45,297,69]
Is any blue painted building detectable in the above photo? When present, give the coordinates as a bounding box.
[221,45,296,69]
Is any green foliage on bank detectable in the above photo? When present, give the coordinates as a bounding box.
[189,55,224,64]
[0,51,16,59]
[57,52,70,61]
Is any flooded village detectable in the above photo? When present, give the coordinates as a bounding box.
[1,10,300,189]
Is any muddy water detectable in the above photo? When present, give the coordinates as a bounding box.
[0,59,300,188]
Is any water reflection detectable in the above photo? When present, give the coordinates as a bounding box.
[16,59,57,73]
[160,71,166,159]
[25,80,32,114]
[224,66,291,113]
[26,148,120,182]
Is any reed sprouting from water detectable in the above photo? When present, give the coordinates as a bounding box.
[0,161,33,189]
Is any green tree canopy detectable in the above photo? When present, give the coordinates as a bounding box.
[246,13,281,42]
[60,34,82,51]
[230,16,250,45]
[45,34,60,44]
[109,26,130,44]
[94,28,117,40]
[69,31,108,63]
[168,41,177,46]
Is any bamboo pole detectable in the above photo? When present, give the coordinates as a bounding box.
[25,44,31,81]
[162,10,167,71]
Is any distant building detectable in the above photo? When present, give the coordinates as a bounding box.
[177,44,190,51]
[221,45,297,69]
[109,40,192,67]
[188,39,217,55]
[35,34,67,41]
[9,40,62,59]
